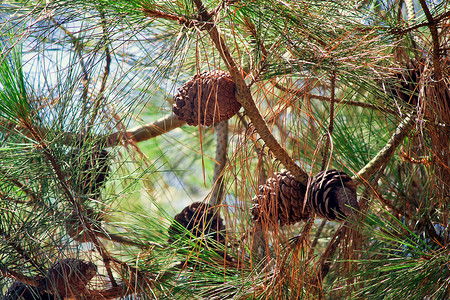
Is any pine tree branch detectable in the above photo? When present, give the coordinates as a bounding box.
[87,7,111,132]
[22,122,121,287]
[85,285,128,299]
[391,11,450,35]
[311,219,327,250]
[321,70,336,171]
[209,120,228,206]
[353,113,415,186]
[103,114,186,146]
[50,17,90,120]
[311,223,346,287]
[418,0,443,80]
[192,0,309,185]
[5,111,186,148]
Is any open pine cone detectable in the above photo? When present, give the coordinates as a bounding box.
[40,258,97,298]
[172,70,241,126]
[251,170,311,226]
[307,169,358,221]
[168,202,226,245]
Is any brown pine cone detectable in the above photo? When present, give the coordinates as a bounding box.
[307,169,358,221]
[40,259,97,298]
[172,70,241,126]
[79,149,110,196]
[168,202,226,245]
[251,170,311,226]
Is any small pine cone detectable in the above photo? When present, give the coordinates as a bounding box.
[79,149,110,195]
[41,259,97,298]
[172,70,241,126]
[70,149,110,196]
[307,169,359,221]
[383,59,423,106]
[168,202,226,245]
[4,280,54,300]
[251,170,311,226]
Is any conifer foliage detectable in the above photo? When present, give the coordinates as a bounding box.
[0,0,449,299]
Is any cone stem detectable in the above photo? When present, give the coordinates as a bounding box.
[210,120,228,206]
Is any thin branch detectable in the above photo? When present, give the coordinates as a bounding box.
[321,70,336,171]
[192,0,309,185]
[85,285,127,300]
[141,7,190,23]
[104,114,186,146]
[311,223,346,287]
[311,219,327,250]
[353,113,415,186]
[312,70,337,253]
[73,227,161,249]
[50,17,90,119]
[418,0,442,80]
[209,120,228,206]
[4,113,187,149]
[141,7,211,28]
[312,94,397,115]
[391,11,450,35]
[88,7,111,132]
[290,216,315,248]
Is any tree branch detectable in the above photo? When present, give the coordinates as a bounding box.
[209,120,228,206]
[50,17,90,122]
[391,11,450,36]
[353,113,415,186]
[4,113,186,149]
[418,0,442,80]
[88,7,111,132]
[23,122,121,287]
[321,70,336,170]
[103,114,186,146]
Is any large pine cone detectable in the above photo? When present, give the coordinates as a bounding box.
[172,70,241,126]
[168,202,226,245]
[251,170,311,226]
[40,259,97,298]
[307,169,358,221]
[4,281,54,300]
